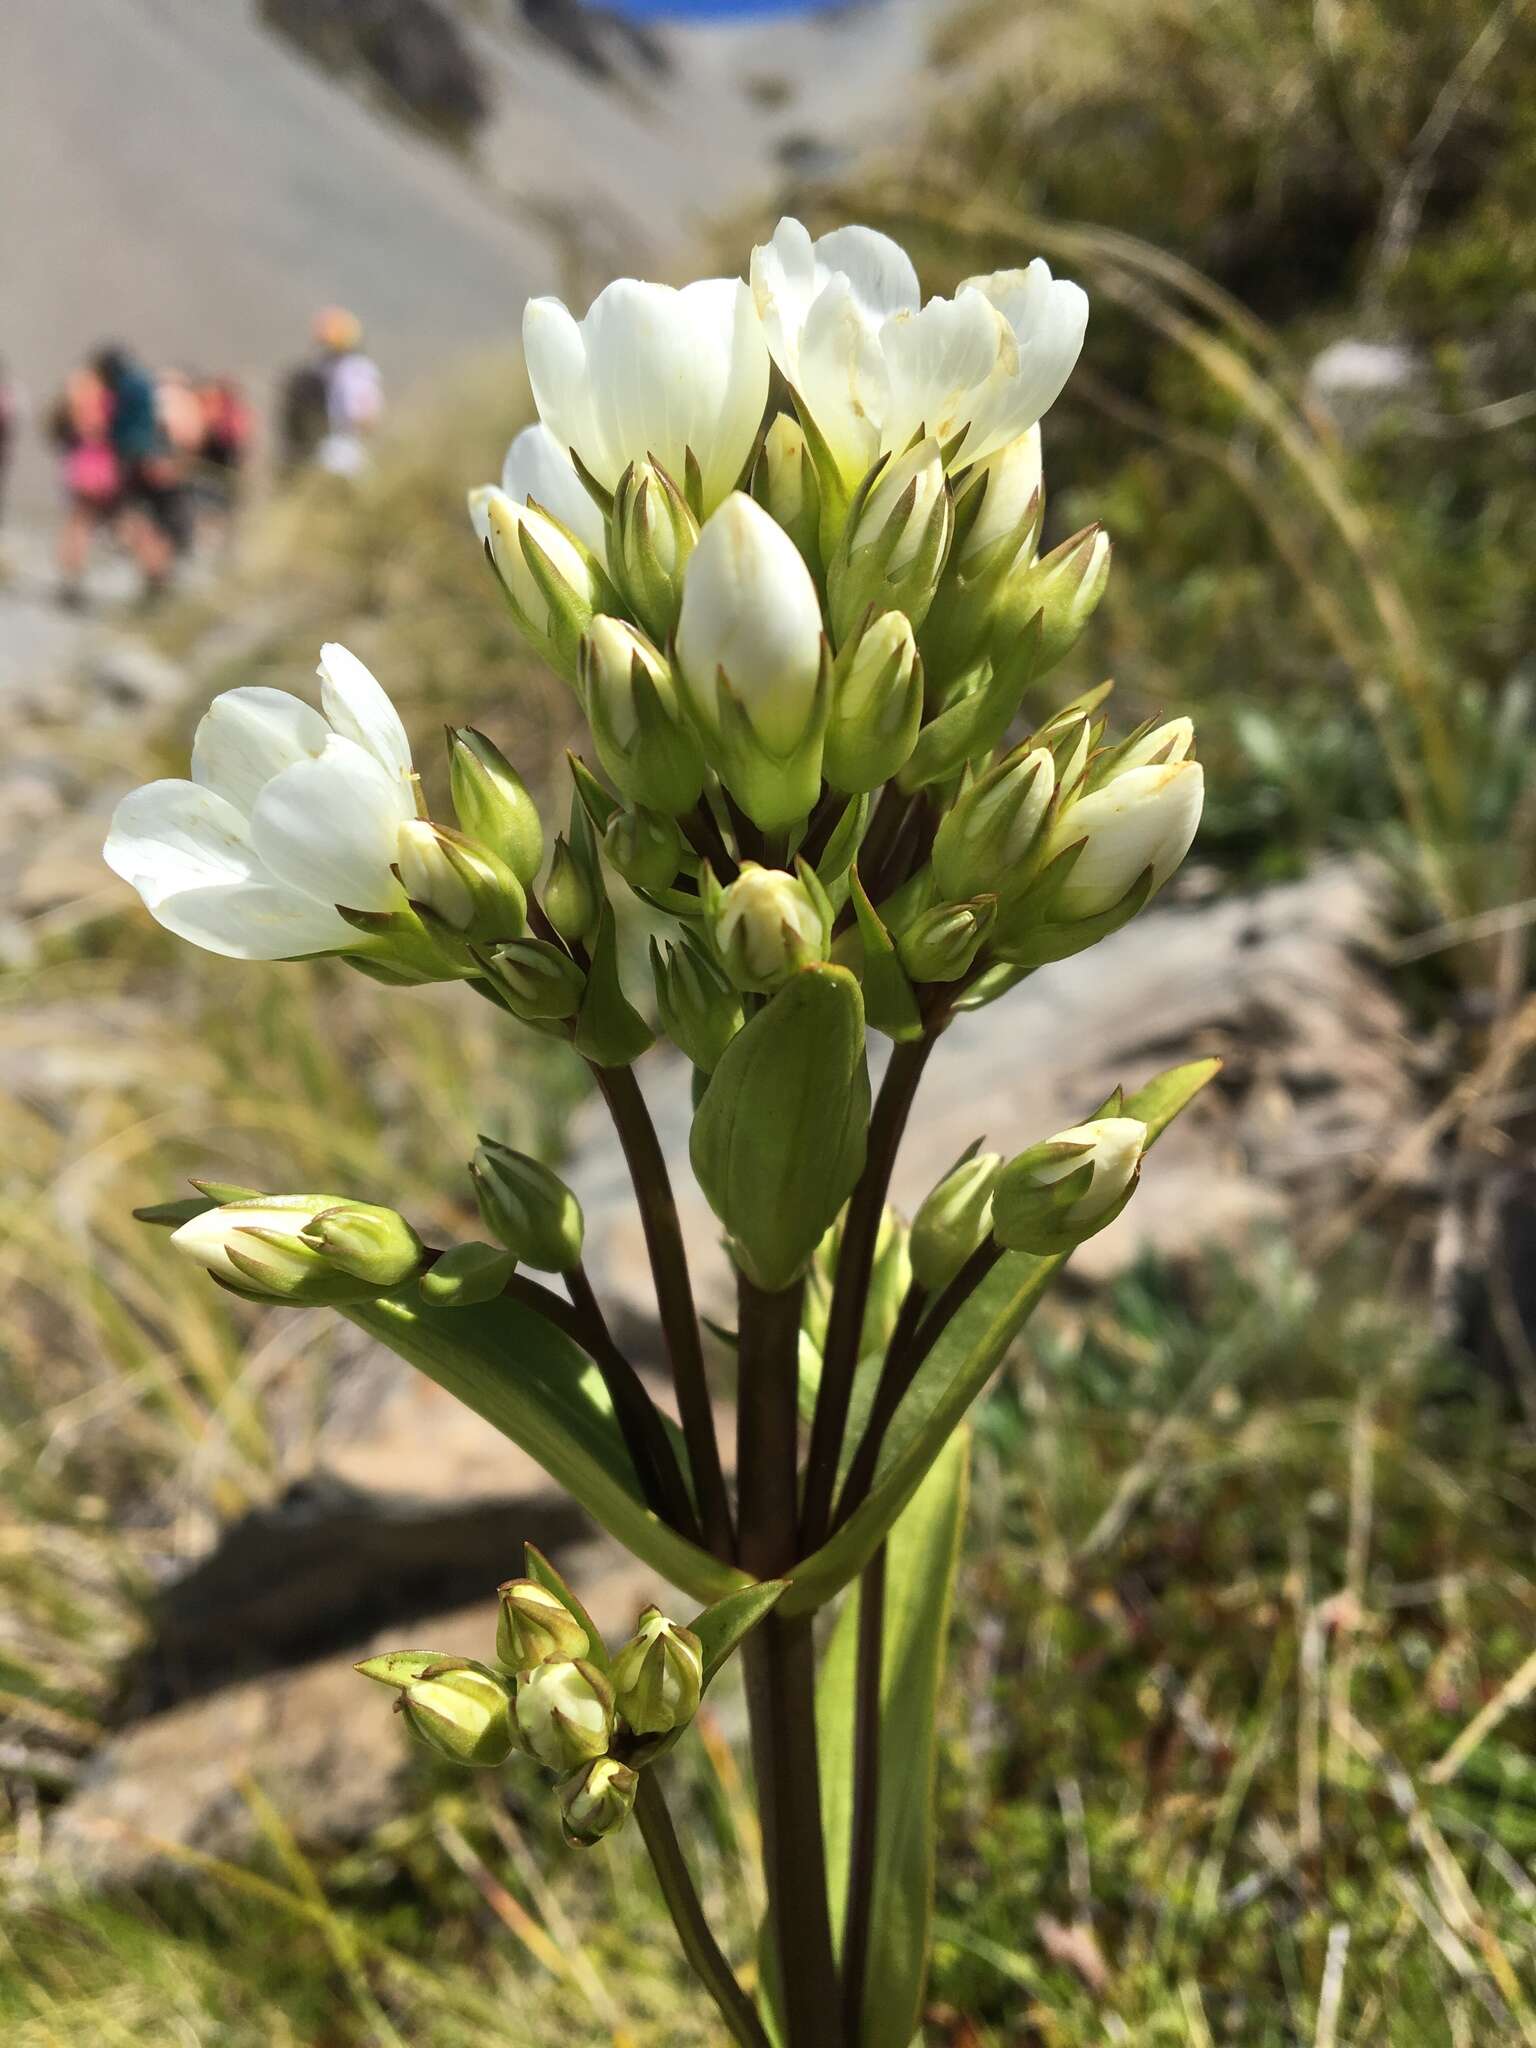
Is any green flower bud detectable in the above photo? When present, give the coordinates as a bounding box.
[400,1660,517,1767]
[1042,759,1204,920]
[932,745,1055,902]
[497,1579,590,1672]
[396,820,527,944]
[297,1201,426,1287]
[543,834,599,946]
[418,1242,516,1308]
[610,459,699,643]
[170,1194,401,1304]
[579,616,705,816]
[559,1756,638,1847]
[472,486,612,683]
[448,728,544,888]
[896,895,997,984]
[754,412,822,571]
[921,428,1045,687]
[823,610,924,795]
[827,437,953,644]
[650,934,744,1073]
[992,1115,1147,1254]
[712,862,830,994]
[604,805,684,893]
[472,1139,585,1273]
[493,936,587,1021]
[610,1607,704,1736]
[998,522,1111,674]
[910,1152,1002,1293]
[515,1657,615,1771]
[1089,715,1194,785]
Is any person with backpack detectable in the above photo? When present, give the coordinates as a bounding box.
[94,344,179,600]
[277,308,383,479]
[51,359,122,608]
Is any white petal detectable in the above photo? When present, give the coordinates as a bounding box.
[879,289,1012,460]
[502,423,608,557]
[796,275,886,486]
[317,644,413,784]
[676,493,824,752]
[190,687,330,818]
[750,217,822,385]
[812,224,920,321]
[957,264,1088,462]
[250,736,413,913]
[149,881,356,960]
[523,296,606,482]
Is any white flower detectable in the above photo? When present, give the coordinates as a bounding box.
[1047,759,1205,918]
[523,276,769,515]
[750,218,1086,486]
[675,493,825,753]
[498,422,608,558]
[170,1196,331,1284]
[1024,1116,1147,1224]
[104,645,415,960]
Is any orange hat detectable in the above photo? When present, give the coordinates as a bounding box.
[314,306,362,351]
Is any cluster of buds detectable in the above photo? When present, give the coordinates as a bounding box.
[357,1565,706,1850]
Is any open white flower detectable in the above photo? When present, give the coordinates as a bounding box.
[104,645,416,960]
[523,276,769,516]
[751,217,1086,487]
[498,422,608,559]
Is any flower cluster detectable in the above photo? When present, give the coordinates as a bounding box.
[357,1568,705,1848]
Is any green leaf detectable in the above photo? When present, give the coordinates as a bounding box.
[689,1579,788,1689]
[133,1195,218,1229]
[848,868,924,1042]
[524,1543,609,1670]
[817,1429,970,2048]
[344,1290,745,1606]
[573,903,656,1067]
[783,1057,1220,1614]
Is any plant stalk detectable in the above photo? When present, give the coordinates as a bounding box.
[841,1540,888,2040]
[589,1061,735,1558]
[565,1262,702,1544]
[634,1770,771,2048]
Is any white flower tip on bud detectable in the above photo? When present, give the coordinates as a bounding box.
[960,426,1043,565]
[401,1663,516,1768]
[1039,1116,1147,1223]
[759,412,813,531]
[560,1756,638,1846]
[713,862,828,991]
[497,1579,590,1670]
[581,615,669,745]
[170,1199,315,1283]
[993,1114,1148,1253]
[610,1608,704,1737]
[1050,758,1205,919]
[854,436,947,571]
[483,488,598,638]
[395,819,476,931]
[514,1657,615,1771]
[675,492,825,753]
[1114,716,1195,775]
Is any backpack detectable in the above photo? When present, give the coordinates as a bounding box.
[279,362,331,468]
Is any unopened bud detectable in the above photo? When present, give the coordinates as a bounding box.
[829,437,952,642]
[823,610,924,795]
[473,487,607,681]
[1093,715,1195,782]
[755,412,822,567]
[396,819,526,944]
[386,1659,516,1768]
[515,1657,615,1771]
[472,1138,585,1273]
[921,429,1044,686]
[559,1756,638,1847]
[1002,523,1110,673]
[651,934,744,1072]
[956,427,1043,570]
[579,616,704,816]
[910,1152,1002,1293]
[418,1241,516,1307]
[171,1194,399,1304]
[1044,759,1204,920]
[610,460,699,642]
[497,1579,590,1672]
[448,728,545,887]
[712,862,830,993]
[896,896,996,984]
[932,746,1055,902]
[494,936,587,1020]
[610,1607,704,1736]
[604,805,683,893]
[992,1115,1147,1254]
[543,834,599,945]
[298,1201,426,1287]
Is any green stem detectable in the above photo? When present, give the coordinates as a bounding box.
[841,1541,888,2040]
[634,1771,771,2048]
[800,1033,937,1553]
[590,1062,735,1559]
[737,1274,841,2048]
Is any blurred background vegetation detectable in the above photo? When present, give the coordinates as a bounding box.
[3,0,1535,2042]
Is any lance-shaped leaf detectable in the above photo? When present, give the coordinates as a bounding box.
[817,1429,969,2048]
[574,901,655,1067]
[345,1290,745,1606]
[848,867,924,1043]
[689,1578,788,1690]
[524,1542,609,1671]
[782,1057,1220,1615]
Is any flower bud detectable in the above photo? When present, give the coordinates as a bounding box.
[399,1661,517,1767]
[297,1201,426,1288]
[497,1579,590,1672]
[473,486,606,680]
[1001,523,1111,674]
[493,936,587,1021]
[650,934,744,1073]
[921,430,1044,687]
[559,1756,638,1847]
[604,805,683,893]
[418,1241,516,1308]
[610,1607,704,1737]
[1044,759,1204,920]
[828,437,953,643]
[396,819,527,944]
[932,746,1055,902]
[610,459,699,642]
[992,1115,1147,1254]
[896,895,996,984]
[956,427,1043,569]
[515,1657,615,1771]
[1094,715,1195,781]
[472,1139,585,1273]
[448,729,544,888]
[910,1152,1002,1293]
[754,412,822,568]
[543,834,599,945]
[171,1194,400,1303]
[823,611,924,795]
[675,493,828,831]
[579,617,705,816]
[712,862,830,993]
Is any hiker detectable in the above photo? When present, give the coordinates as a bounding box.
[50,360,121,607]
[277,308,383,479]
[94,345,180,600]
[191,375,253,545]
